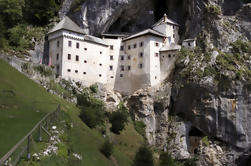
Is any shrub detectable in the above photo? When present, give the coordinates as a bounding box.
[100,140,113,158]
[206,4,222,15]
[159,152,176,166]
[79,106,105,128]
[34,65,53,77]
[90,84,98,93]
[109,111,128,134]
[133,146,154,166]
[58,143,68,158]
[134,121,146,138]
[201,136,209,146]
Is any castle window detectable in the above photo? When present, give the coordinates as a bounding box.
[56,53,59,60]
[140,42,144,47]
[83,72,86,75]
[84,60,87,63]
[76,42,79,48]
[100,51,102,54]
[139,63,143,69]
[128,45,131,50]
[57,41,60,47]
[76,55,79,61]
[128,55,131,60]
[68,54,71,60]
[155,53,159,57]
[168,54,171,58]
[84,48,87,51]
[99,74,102,77]
[121,65,124,71]
[155,42,159,47]
[173,54,176,57]
[110,76,114,78]
[56,65,59,73]
[188,43,191,47]
[109,65,113,71]
[99,63,102,66]
[173,34,175,38]
[67,69,71,72]
[133,43,137,48]
[121,56,124,60]
[155,76,157,79]
[139,52,143,58]
[120,74,123,77]
[120,46,124,51]
[75,70,78,73]
[68,41,72,47]
[110,56,113,60]
[110,45,114,50]
[128,66,131,70]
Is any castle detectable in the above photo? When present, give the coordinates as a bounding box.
[47,14,182,94]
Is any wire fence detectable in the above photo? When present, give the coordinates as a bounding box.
[0,105,61,166]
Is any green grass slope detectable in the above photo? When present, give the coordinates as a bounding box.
[0,59,144,165]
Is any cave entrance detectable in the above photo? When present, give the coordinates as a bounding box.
[188,127,204,154]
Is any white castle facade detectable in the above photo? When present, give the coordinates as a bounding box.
[47,14,181,94]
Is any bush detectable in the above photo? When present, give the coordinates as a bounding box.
[133,146,154,166]
[134,121,146,138]
[34,65,53,77]
[159,152,176,166]
[79,106,105,128]
[100,140,113,158]
[206,4,222,15]
[109,111,128,134]
[57,143,68,158]
[90,84,98,93]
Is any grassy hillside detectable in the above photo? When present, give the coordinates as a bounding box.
[0,59,144,165]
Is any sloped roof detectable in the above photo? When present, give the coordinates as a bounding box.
[48,16,85,34]
[123,29,166,41]
[84,35,108,46]
[152,14,180,27]
[160,43,181,51]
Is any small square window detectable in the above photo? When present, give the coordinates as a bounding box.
[128,66,131,70]
[133,43,137,48]
[68,41,72,47]
[173,34,175,38]
[75,70,78,73]
[128,45,131,50]
[139,64,143,69]
[68,54,71,60]
[67,69,71,72]
[110,56,113,60]
[168,54,171,58]
[76,55,79,61]
[120,46,124,51]
[188,43,191,46]
[173,54,176,57]
[155,76,157,79]
[139,52,143,57]
[155,42,159,47]
[57,41,60,47]
[56,53,59,60]
[84,60,87,63]
[76,42,79,48]
[110,45,114,50]
[99,74,102,77]
[120,74,123,77]
[100,51,102,54]
[140,42,144,47]
[84,48,87,51]
[83,72,86,75]
[155,53,159,57]
[109,65,113,71]
[121,65,124,71]
[121,56,124,61]
[128,55,131,60]
[110,76,114,78]
[99,63,102,66]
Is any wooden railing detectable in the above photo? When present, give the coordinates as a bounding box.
[0,105,61,166]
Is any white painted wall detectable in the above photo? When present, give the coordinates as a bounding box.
[153,24,176,44]
[182,40,196,48]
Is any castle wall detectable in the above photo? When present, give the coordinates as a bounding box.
[153,24,175,44]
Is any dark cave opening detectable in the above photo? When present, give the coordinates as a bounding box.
[189,127,204,137]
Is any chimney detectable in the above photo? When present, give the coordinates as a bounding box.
[163,13,167,22]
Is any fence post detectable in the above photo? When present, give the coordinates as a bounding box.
[39,124,42,142]
[27,135,31,160]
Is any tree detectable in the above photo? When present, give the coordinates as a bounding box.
[109,111,128,134]
[133,146,154,166]
[100,140,113,158]
[79,106,105,128]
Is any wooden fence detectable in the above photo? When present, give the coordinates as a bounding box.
[0,105,61,166]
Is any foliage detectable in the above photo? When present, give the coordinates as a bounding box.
[133,121,146,138]
[231,40,251,54]
[109,111,128,134]
[159,152,176,166]
[58,142,68,158]
[100,140,113,158]
[79,106,105,128]
[205,4,222,15]
[201,136,209,146]
[34,65,53,77]
[133,146,154,166]
[90,84,98,93]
